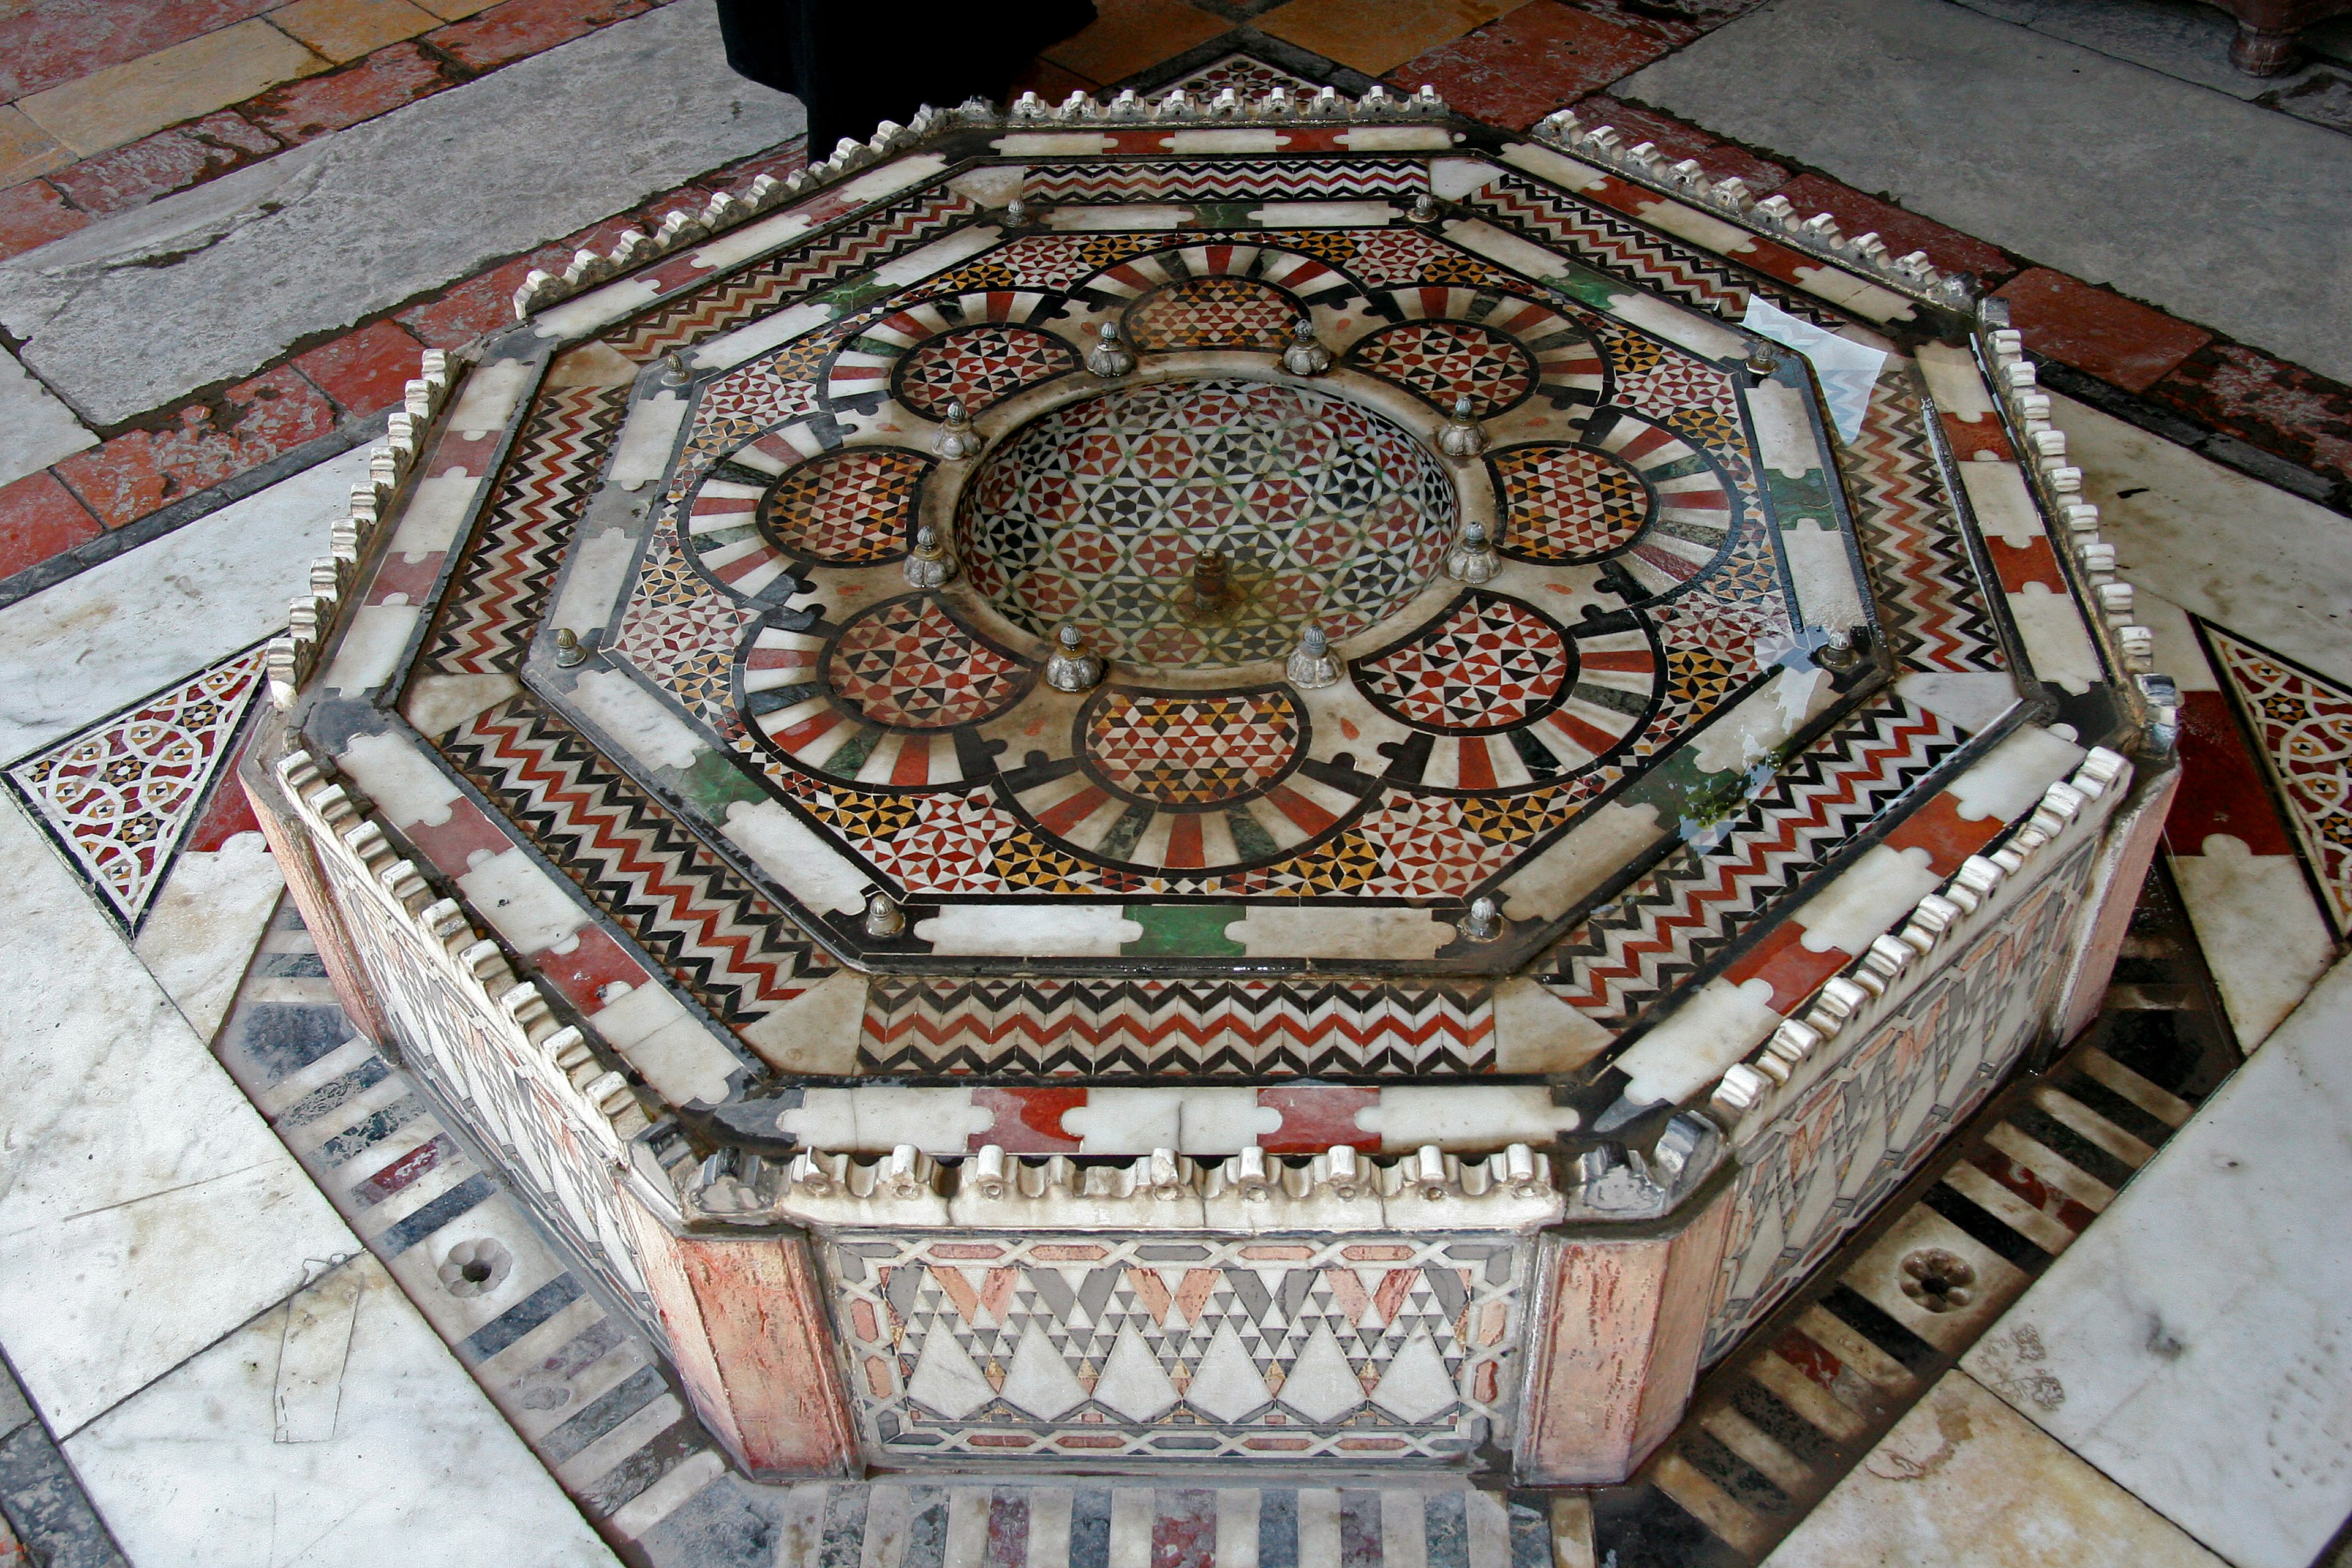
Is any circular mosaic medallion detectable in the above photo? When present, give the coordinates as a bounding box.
[894,323,1077,418]
[1079,687,1305,808]
[1488,443,1653,562]
[1355,593,1578,734]
[763,448,931,565]
[823,596,1032,731]
[960,379,1454,671]
[1346,320,1538,417]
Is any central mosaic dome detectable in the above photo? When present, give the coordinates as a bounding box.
[960,379,1454,670]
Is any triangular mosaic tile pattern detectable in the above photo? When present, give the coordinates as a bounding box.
[2202,620,2352,937]
[6,643,269,929]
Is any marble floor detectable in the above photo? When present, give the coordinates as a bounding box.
[0,0,2348,1564]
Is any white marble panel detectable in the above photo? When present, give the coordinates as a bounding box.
[1961,955,2352,1568]
[132,832,284,1044]
[0,798,352,1435]
[0,444,367,763]
[0,347,93,488]
[1763,1371,2225,1568]
[2171,836,2335,1050]
[2056,391,2352,687]
[66,1253,618,1568]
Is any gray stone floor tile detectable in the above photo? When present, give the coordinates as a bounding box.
[1617,0,2352,383]
[0,1424,127,1568]
[0,349,93,487]
[0,0,805,426]
[1953,0,2342,102]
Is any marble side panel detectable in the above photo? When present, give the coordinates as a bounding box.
[1960,955,2352,1568]
[0,796,352,1436]
[131,828,284,1044]
[64,1253,619,1568]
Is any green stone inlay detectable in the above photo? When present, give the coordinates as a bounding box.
[1095,802,1156,862]
[665,747,768,816]
[821,727,880,778]
[1572,681,1648,718]
[1226,809,1281,862]
[1645,453,1712,483]
[1547,262,1631,313]
[1766,466,1839,526]
[1121,903,1247,957]
[1624,749,1746,831]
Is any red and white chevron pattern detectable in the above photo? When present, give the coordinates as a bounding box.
[1845,375,2007,674]
[426,385,624,676]
[1545,699,1961,1025]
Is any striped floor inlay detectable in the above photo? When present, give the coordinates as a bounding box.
[211,901,730,1558]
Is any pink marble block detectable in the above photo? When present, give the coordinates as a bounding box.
[240,760,394,1049]
[1513,1170,1737,1485]
[623,1201,862,1480]
[2056,761,2182,1047]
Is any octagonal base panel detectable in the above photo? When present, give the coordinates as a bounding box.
[241,77,2177,1486]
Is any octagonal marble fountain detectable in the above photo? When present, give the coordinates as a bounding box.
[241,77,2178,1485]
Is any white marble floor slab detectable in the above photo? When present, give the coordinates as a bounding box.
[65,1251,619,1568]
[0,0,804,426]
[1762,1371,2225,1567]
[2057,393,2352,688]
[132,831,287,1046]
[0,443,363,765]
[0,347,92,488]
[1617,0,2352,382]
[1961,955,2352,1568]
[0,797,354,1437]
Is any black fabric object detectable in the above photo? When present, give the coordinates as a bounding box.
[716,0,1099,156]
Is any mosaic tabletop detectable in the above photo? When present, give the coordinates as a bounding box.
[289,83,2143,1112]
[484,153,1903,983]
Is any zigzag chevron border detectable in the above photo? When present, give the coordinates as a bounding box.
[423,385,624,677]
[443,695,838,1027]
[1845,374,2007,674]
[1021,160,1425,203]
[1542,698,1962,1027]
[862,977,1495,1077]
[604,189,978,363]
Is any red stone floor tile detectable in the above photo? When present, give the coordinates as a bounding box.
[0,0,282,102]
[2168,688,2297,857]
[718,141,810,190]
[185,741,264,851]
[1566,92,1787,189]
[1389,1,1671,130]
[1768,173,2015,285]
[2149,341,2352,491]
[0,471,104,580]
[43,110,281,217]
[395,251,548,350]
[293,318,429,416]
[52,367,337,529]
[426,0,657,74]
[1008,56,1101,99]
[391,178,734,349]
[244,40,463,143]
[0,178,87,262]
[1555,0,1772,46]
[1994,267,2212,394]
